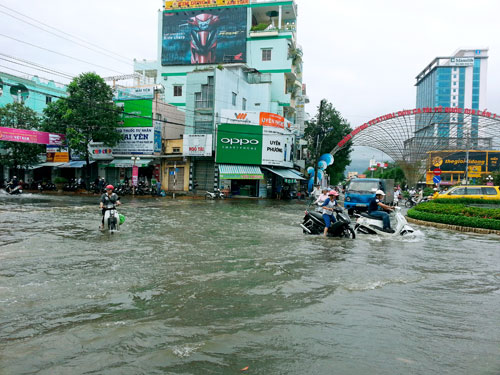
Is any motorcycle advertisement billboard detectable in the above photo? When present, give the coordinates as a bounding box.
[161,7,247,66]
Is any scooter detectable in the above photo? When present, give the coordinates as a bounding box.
[301,206,356,238]
[354,206,414,236]
[205,188,225,200]
[102,206,120,234]
[4,183,22,195]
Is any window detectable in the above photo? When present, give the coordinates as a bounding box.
[453,82,457,86]
[449,188,465,195]
[173,85,182,97]
[45,96,52,104]
[242,98,247,110]
[232,92,237,106]
[262,49,272,61]
[482,187,498,195]
[195,77,214,108]
[173,147,181,153]
[156,113,162,121]
[453,89,457,93]
[453,96,456,100]
[466,188,482,195]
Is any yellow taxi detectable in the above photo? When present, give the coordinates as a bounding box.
[436,185,500,200]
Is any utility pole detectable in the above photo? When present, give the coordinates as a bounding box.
[313,99,325,186]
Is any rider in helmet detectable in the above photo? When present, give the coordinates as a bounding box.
[99,184,121,229]
[368,189,394,233]
[321,190,339,236]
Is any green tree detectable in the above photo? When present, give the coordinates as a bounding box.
[363,162,407,186]
[304,100,353,185]
[43,72,122,188]
[0,103,45,176]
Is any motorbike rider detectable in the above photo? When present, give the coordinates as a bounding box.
[314,188,329,206]
[99,184,121,229]
[368,190,394,233]
[321,190,339,236]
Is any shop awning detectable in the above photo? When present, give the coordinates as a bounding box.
[58,161,95,168]
[107,158,154,168]
[28,162,66,169]
[262,167,306,181]
[218,164,264,180]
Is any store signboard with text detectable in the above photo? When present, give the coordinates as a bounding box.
[216,124,262,165]
[113,127,157,155]
[183,134,213,156]
[221,110,285,129]
[46,145,69,163]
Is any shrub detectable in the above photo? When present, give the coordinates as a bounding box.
[432,198,500,205]
[251,23,270,31]
[408,209,500,230]
[53,177,68,184]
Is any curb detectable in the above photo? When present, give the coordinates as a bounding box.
[406,217,500,235]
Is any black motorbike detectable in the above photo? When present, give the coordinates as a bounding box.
[301,206,355,238]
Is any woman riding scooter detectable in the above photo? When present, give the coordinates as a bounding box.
[321,190,339,236]
[99,185,121,230]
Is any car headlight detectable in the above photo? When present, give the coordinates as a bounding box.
[345,197,351,202]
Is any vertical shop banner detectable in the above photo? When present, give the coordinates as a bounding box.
[161,7,247,66]
[216,124,263,165]
[154,121,162,154]
[132,165,139,186]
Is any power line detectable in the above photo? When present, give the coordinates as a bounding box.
[0,53,74,79]
[0,2,133,63]
[0,33,127,75]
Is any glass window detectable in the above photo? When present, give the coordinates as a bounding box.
[232,92,237,106]
[242,98,247,110]
[482,187,498,195]
[262,49,272,61]
[45,96,52,104]
[466,188,482,195]
[173,85,182,97]
[449,188,465,195]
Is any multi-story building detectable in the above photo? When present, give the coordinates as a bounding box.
[133,0,306,195]
[414,48,488,148]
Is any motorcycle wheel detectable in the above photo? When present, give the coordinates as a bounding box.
[205,193,212,200]
[405,200,413,208]
[342,227,356,239]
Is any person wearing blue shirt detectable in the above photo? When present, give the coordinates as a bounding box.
[321,190,338,236]
[368,190,394,233]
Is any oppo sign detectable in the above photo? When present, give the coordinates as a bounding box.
[221,138,259,146]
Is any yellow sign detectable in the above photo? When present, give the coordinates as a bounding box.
[165,0,249,10]
[468,165,482,178]
[432,156,443,167]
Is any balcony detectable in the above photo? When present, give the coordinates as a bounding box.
[249,1,297,39]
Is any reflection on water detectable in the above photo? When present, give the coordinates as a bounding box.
[0,194,499,375]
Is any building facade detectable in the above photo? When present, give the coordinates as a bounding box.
[415,48,488,147]
[133,0,306,195]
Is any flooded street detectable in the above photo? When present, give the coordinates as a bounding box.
[1,194,499,374]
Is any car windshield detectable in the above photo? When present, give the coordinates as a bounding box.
[348,181,379,194]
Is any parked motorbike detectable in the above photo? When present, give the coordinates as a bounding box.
[354,206,414,236]
[205,188,225,200]
[300,206,356,238]
[102,206,120,234]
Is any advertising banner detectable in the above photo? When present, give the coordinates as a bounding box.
[132,165,139,186]
[183,134,213,156]
[165,0,249,10]
[115,86,156,101]
[220,110,286,129]
[0,126,65,146]
[450,57,474,67]
[116,99,153,127]
[154,121,162,153]
[113,127,156,155]
[88,142,114,161]
[216,124,263,165]
[46,145,69,163]
[161,7,247,66]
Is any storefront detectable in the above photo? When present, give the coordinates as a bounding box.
[104,158,158,185]
[218,164,265,197]
[262,166,306,198]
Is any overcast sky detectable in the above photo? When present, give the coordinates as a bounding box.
[2,0,499,167]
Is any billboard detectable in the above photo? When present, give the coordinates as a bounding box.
[88,142,114,161]
[46,146,69,162]
[113,127,158,155]
[450,57,474,67]
[116,99,153,127]
[183,134,213,156]
[0,127,65,146]
[428,151,500,172]
[115,86,156,101]
[161,7,247,66]
[221,110,285,129]
[216,123,294,167]
[165,0,249,10]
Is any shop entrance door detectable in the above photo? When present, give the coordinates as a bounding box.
[168,167,185,191]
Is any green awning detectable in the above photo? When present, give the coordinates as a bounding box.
[108,158,153,168]
[262,167,306,181]
[218,164,264,180]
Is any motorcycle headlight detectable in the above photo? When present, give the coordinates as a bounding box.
[345,197,351,202]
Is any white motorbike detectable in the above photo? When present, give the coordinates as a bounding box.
[205,188,225,200]
[354,206,414,236]
[102,205,120,234]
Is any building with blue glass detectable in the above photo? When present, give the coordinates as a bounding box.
[415,48,488,148]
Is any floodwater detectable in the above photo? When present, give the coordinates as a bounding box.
[1,193,499,375]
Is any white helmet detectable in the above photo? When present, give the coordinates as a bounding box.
[375,189,385,196]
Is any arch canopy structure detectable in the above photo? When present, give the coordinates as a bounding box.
[332,107,500,185]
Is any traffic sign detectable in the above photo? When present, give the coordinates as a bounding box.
[433,175,442,184]
[433,168,442,176]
